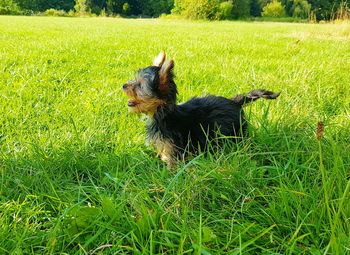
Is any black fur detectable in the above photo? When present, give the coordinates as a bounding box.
[123,54,280,164]
[147,95,246,156]
[232,89,280,106]
[137,66,177,105]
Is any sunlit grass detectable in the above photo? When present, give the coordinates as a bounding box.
[0,16,349,254]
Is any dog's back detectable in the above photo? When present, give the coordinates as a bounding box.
[151,95,243,155]
[152,90,279,156]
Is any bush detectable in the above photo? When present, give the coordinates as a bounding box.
[217,1,233,19]
[90,6,101,15]
[172,0,183,14]
[0,0,21,15]
[291,0,310,19]
[74,0,89,16]
[262,0,286,17]
[174,0,220,20]
[44,8,68,16]
[100,8,107,17]
[174,0,237,20]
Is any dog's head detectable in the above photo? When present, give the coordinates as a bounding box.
[122,52,177,114]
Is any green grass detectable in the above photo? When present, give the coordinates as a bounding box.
[0,16,350,254]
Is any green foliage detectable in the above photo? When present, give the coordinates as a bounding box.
[217,1,233,19]
[0,0,21,14]
[174,0,236,20]
[262,0,286,17]
[291,0,311,18]
[43,8,68,16]
[281,0,311,18]
[90,5,101,15]
[122,2,129,14]
[232,0,250,18]
[139,0,174,17]
[106,0,113,14]
[312,0,350,20]
[250,0,262,16]
[14,0,74,12]
[68,9,75,16]
[74,0,89,15]
[174,0,220,19]
[174,0,248,20]
[172,0,185,14]
[308,0,340,20]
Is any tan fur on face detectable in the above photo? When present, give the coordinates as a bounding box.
[123,82,137,98]
[123,82,165,115]
[129,97,165,115]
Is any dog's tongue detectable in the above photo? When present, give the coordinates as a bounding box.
[128,100,138,107]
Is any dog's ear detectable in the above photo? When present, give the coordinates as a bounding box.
[159,59,174,92]
[153,52,166,67]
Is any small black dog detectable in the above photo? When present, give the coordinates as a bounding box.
[123,52,280,166]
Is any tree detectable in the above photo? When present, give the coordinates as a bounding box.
[106,0,113,14]
[217,1,233,19]
[291,0,311,18]
[308,0,341,20]
[250,0,262,16]
[0,0,21,14]
[262,0,286,17]
[14,0,74,12]
[89,0,107,15]
[139,0,174,17]
[74,0,89,14]
[232,0,250,18]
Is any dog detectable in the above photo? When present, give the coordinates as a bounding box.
[123,52,280,167]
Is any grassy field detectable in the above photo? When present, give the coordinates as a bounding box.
[0,16,349,254]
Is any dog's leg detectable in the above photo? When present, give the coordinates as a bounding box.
[152,138,177,168]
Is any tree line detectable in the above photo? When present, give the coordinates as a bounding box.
[1,0,348,20]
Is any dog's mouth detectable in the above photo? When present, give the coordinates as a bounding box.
[127,100,139,107]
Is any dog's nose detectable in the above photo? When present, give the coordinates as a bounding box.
[122,84,128,90]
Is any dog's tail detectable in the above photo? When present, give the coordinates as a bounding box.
[232,89,280,106]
